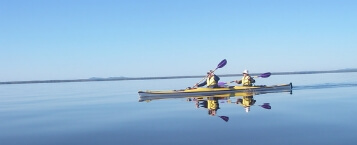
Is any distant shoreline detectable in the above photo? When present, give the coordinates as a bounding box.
[1,69,357,85]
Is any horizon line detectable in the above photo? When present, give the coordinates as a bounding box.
[1,68,357,85]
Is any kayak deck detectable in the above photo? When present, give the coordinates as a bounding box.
[138,83,293,98]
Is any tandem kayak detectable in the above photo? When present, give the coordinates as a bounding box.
[139,88,292,102]
[138,83,293,98]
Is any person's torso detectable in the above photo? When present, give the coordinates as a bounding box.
[242,75,252,86]
[206,76,217,86]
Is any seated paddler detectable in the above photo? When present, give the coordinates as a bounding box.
[232,69,255,86]
[195,70,220,88]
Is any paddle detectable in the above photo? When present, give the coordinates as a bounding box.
[219,72,271,86]
[193,59,227,87]
[253,72,271,78]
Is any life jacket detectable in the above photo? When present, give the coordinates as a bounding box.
[242,75,253,86]
[206,76,217,87]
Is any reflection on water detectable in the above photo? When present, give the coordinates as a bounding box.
[188,95,271,114]
[293,82,357,90]
[138,82,357,121]
[191,97,229,122]
[186,95,271,122]
[139,89,290,122]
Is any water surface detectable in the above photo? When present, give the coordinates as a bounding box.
[1,73,357,145]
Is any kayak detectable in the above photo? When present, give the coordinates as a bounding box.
[139,88,292,102]
[138,83,293,98]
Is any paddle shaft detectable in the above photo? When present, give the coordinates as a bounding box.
[196,68,218,85]
[193,59,227,87]
[221,72,271,85]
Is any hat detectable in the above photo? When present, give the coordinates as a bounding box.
[207,70,213,74]
[243,70,249,74]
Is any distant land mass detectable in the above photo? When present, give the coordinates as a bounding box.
[1,68,357,85]
[88,76,128,80]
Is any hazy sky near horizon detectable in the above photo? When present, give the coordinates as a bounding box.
[1,0,356,81]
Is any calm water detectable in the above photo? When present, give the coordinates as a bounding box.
[1,73,357,145]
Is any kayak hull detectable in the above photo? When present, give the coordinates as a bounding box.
[138,83,293,99]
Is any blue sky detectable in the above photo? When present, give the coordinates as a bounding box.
[1,0,356,81]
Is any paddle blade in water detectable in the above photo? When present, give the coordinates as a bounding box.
[217,59,227,69]
[259,72,271,78]
[260,103,271,109]
[218,116,229,122]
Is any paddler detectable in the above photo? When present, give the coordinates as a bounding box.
[195,70,220,88]
[232,70,255,86]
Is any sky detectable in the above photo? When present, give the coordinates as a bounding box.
[1,0,356,81]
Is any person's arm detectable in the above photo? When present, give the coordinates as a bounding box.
[214,75,220,82]
[231,79,242,84]
[251,78,255,83]
[197,81,207,87]
[237,80,242,84]
[249,75,255,83]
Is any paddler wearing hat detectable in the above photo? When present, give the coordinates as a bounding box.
[232,70,255,86]
[195,70,220,88]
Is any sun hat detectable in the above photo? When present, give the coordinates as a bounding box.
[243,70,249,74]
